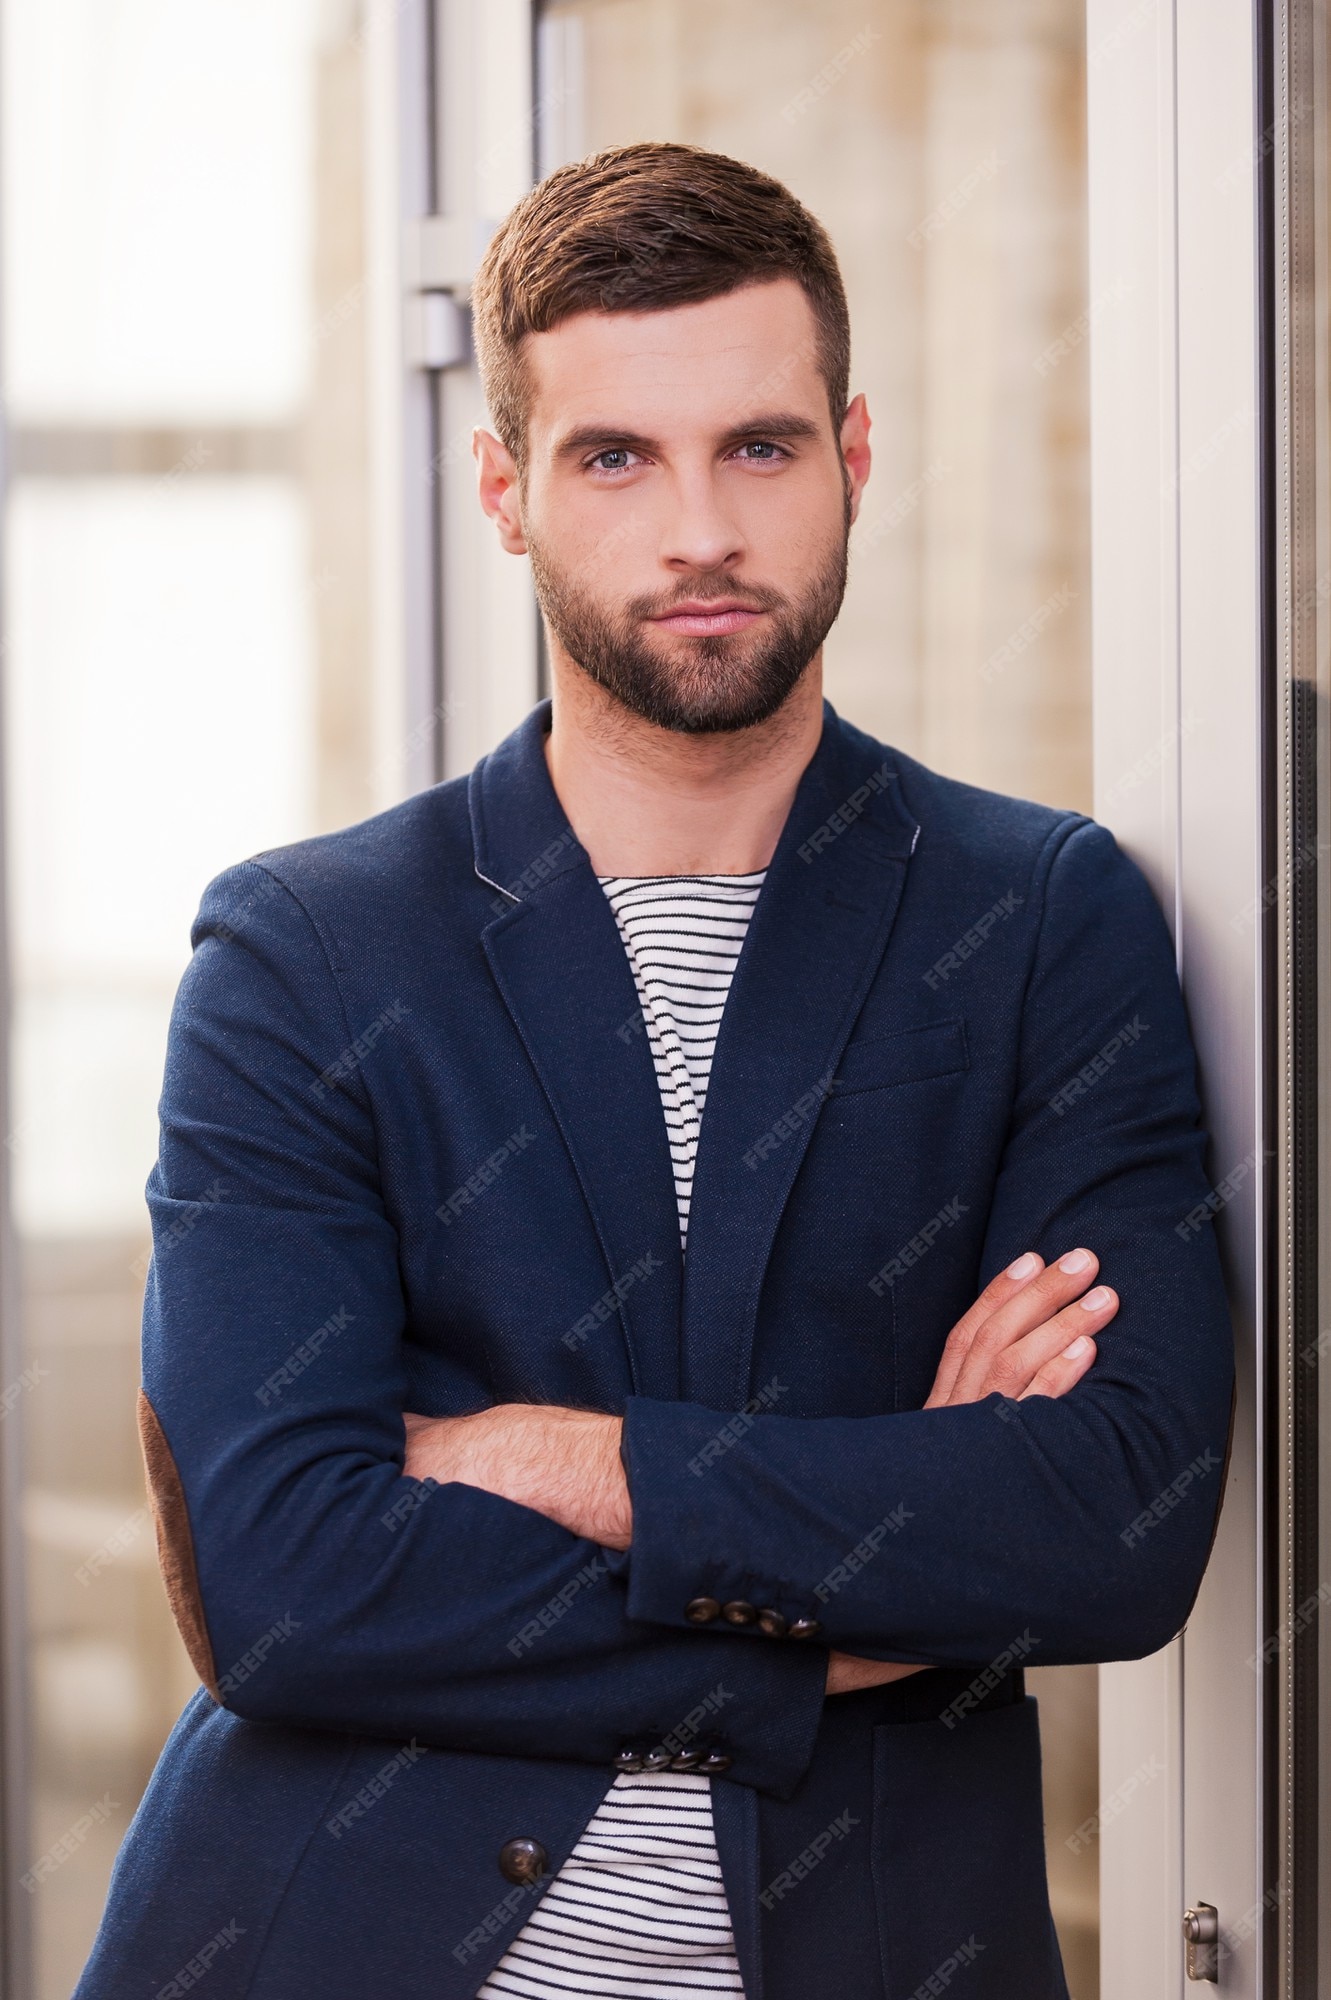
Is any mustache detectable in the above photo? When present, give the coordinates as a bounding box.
[631,584,786,617]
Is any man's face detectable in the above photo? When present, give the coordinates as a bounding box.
[479,276,871,734]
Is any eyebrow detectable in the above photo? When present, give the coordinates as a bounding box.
[551,411,825,463]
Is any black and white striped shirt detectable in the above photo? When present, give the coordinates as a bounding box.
[475,870,766,1999]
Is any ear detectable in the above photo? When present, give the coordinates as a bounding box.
[839,393,872,527]
[473,426,528,555]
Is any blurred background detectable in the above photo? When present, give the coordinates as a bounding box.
[0,2,1094,1994]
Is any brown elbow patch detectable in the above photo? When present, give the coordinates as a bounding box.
[137,1389,221,1702]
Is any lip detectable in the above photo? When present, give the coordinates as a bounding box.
[650,602,766,635]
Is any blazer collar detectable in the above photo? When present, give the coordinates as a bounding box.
[469,696,919,1407]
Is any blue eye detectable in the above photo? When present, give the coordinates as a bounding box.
[591,449,633,471]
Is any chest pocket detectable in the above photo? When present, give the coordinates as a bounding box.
[830,1016,969,1096]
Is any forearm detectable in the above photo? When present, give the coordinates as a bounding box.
[184,1432,825,1793]
[619,1360,1233,1667]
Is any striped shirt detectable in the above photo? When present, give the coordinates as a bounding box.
[475,870,766,1999]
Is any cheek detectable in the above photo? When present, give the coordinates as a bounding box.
[736,474,845,565]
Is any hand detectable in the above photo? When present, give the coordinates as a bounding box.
[401,1403,631,1549]
[924,1245,1117,1408]
[826,1247,1117,1695]
[825,1654,929,1696]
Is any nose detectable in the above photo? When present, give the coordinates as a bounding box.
[657,464,747,577]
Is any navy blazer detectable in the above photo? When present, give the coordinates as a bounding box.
[77,696,1234,2000]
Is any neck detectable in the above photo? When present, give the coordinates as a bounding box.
[542,649,826,876]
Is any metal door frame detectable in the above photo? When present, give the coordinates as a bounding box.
[1089,2,1269,1993]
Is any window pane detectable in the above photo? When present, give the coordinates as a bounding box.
[0,5,381,1991]
[1,0,324,423]
[6,477,314,1231]
[2,476,315,1997]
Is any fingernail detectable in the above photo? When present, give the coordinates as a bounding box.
[1007,1251,1040,1279]
[1079,1286,1111,1311]
[1062,1335,1090,1359]
[1059,1248,1092,1274]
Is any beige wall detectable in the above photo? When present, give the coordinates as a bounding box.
[544,0,1091,814]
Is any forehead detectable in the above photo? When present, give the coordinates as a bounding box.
[522,275,827,438]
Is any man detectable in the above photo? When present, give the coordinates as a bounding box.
[78,142,1233,1999]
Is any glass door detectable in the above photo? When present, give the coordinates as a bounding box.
[0,4,392,1992]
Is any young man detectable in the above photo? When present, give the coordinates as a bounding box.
[78,143,1233,1999]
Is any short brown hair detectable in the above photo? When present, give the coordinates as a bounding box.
[470,141,851,480]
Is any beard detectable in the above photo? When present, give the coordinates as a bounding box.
[526,483,852,735]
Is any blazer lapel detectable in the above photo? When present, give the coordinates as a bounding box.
[471,702,685,1401]
[677,704,920,1411]
[469,696,921,1417]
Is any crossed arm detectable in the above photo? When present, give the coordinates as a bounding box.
[401,1245,1119,1694]
[146,830,1233,1797]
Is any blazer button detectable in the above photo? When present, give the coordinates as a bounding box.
[787,1616,823,1640]
[498,1837,547,1885]
[612,1748,645,1773]
[686,1596,721,1624]
[641,1748,674,1771]
[757,1607,788,1638]
[669,1748,706,1771]
[721,1600,757,1626]
[698,1751,733,1774]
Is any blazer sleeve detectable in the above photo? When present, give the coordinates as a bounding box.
[139,859,826,1797]
[620,818,1238,1667]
